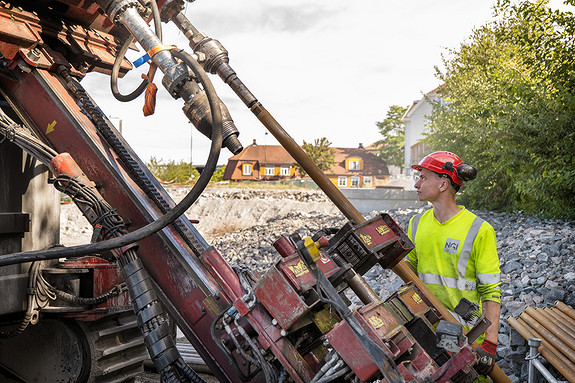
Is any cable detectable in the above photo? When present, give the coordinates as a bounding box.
[234,318,277,383]
[0,50,222,268]
[0,262,52,338]
[316,366,351,383]
[0,109,57,165]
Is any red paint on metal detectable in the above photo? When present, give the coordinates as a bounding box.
[253,267,309,330]
[431,346,476,383]
[273,236,296,258]
[200,247,244,300]
[59,257,131,321]
[358,302,402,340]
[326,320,381,381]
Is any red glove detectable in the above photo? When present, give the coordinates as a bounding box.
[474,339,497,375]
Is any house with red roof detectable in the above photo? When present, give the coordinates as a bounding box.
[223,140,390,188]
[222,140,299,181]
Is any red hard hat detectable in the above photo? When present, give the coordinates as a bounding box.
[411,151,463,186]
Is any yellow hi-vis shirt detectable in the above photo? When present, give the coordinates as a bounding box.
[407,207,501,335]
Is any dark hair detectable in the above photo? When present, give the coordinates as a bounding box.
[438,173,461,192]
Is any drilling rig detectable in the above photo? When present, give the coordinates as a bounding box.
[0,0,511,382]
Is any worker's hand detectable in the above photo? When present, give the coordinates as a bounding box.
[474,339,497,375]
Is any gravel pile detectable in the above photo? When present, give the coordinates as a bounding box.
[209,193,575,382]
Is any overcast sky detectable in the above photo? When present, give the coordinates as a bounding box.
[80,1,544,166]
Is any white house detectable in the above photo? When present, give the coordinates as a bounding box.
[402,87,442,176]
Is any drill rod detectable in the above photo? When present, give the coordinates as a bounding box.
[247,101,511,383]
[169,10,510,381]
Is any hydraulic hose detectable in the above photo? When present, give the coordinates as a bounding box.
[110,0,162,101]
[0,49,222,268]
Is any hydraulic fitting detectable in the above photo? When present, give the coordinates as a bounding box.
[183,92,242,155]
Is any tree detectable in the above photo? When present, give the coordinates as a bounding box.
[427,0,575,218]
[210,165,226,182]
[147,157,200,183]
[373,105,407,172]
[296,137,336,177]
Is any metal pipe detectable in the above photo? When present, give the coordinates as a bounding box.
[543,308,575,339]
[508,316,575,382]
[520,311,575,365]
[528,338,560,383]
[518,317,575,380]
[109,3,190,95]
[556,301,575,322]
[526,307,575,351]
[348,273,382,305]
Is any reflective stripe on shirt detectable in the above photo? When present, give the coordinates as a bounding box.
[412,215,490,291]
[477,273,501,285]
[418,272,477,291]
[457,217,485,279]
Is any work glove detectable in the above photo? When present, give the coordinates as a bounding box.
[474,339,497,375]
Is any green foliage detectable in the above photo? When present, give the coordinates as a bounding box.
[211,165,226,182]
[373,105,407,171]
[296,137,336,177]
[147,157,199,183]
[428,0,575,219]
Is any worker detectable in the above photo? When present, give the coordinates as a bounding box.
[406,151,501,377]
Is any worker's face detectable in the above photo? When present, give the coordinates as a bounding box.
[414,168,445,202]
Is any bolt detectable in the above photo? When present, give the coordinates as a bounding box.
[280,330,287,337]
[271,319,278,326]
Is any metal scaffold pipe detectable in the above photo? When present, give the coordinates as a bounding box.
[542,308,575,339]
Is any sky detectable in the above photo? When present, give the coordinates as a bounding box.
[80,1,513,166]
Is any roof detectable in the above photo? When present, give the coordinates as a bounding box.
[225,143,389,178]
[402,86,443,120]
[227,144,295,165]
[330,147,389,176]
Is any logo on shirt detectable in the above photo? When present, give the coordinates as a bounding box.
[444,238,460,254]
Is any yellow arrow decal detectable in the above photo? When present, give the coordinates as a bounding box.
[46,120,57,134]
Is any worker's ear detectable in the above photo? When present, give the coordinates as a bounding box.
[439,178,449,192]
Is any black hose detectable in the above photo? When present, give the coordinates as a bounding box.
[50,282,126,306]
[110,0,163,102]
[209,306,262,382]
[111,37,148,102]
[0,50,222,267]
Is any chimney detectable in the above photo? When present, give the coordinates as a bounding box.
[358,143,364,149]
[252,139,257,146]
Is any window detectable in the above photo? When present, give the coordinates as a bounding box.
[363,176,372,187]
[348,160,361,171]
[242,163,252,175]
[338,176,347,187]
[350,176,360,188]
[280,166,290,176]
[265,166,275,176]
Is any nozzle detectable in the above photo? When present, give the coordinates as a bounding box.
[183,91,243,155]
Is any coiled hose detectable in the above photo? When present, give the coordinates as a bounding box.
[110,0,163,102]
